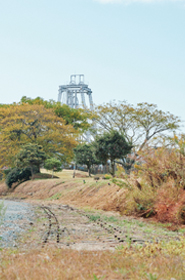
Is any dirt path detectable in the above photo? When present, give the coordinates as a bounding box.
[18,201,184,252]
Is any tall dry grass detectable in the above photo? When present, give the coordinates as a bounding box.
[121,136,185,224]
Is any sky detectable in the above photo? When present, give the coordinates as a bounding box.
[0,0,185,127]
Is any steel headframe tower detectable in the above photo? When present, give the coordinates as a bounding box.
[58,74,93,110]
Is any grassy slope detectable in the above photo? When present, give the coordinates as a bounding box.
[1,170,185,279]
[0,170,127,213]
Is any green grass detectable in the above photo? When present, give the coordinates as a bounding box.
[84,208,185,245]
[47,192,62,200]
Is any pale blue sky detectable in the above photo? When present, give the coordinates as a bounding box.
[0,0,185,126]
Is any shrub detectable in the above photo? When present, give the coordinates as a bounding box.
[121,182,157,217]
[3,168,12,176]
[128,136,185,223]
[103,174,112,180]
[112,178,132,189]
[5,167,31,188]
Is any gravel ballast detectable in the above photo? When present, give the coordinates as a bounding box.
[0,200,35,248]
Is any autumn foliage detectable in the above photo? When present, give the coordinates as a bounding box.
[0,103,78,169]
[121,135,185,225]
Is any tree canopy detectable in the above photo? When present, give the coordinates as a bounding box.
[16,143,48,175]
[20,96,93,133]
[44,158,62,178]
[94,101,181,151]
[0,103,77,168]
[74,143,100,177]
[95,130,133,176]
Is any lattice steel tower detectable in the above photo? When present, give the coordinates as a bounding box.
[58,74,93,110]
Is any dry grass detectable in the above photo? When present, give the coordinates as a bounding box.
[119,143,185,225]
[41,168,90,179]
[0,182,8,196]
[1,242,185,280]
[0,169,127,213]
[9,177,126,213]
[1,167,185,279]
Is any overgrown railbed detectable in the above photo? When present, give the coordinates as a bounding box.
[1,201,185,280]
[1,163,185,279]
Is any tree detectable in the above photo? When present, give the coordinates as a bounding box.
[16,143,48,177]
[20,96,93,133]
[94,101,181,172]
[44,158,62,178]
[94,131,132,176]
[0,103,77,168]
[74,143,100,177]
[95,101,181,151]
[132,102,181,151]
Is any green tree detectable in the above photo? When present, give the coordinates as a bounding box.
[44,158,62,178]
[16,143,48,177]
[74,143,100,177]
[94,131,132,176]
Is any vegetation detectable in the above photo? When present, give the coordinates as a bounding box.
[95,101,181,171]
[74,143,100,176]
[5,167,31,188]
[20,96,93,133]
[114,135,185,225]
[95,130,132,176]
[44,158,62,178]
[0,103,78,168]
[0,201,6,225]
[16,143,47,176]
[1,96,185,279]
[95,101,180,149]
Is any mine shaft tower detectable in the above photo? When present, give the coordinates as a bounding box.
[58,74,93,110]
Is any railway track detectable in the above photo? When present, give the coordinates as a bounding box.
[40,206,60,247]
[39,204,150,248]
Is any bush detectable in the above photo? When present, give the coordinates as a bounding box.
[3,168,12,176]
[126,137,185,223]
[103,174,112,180]
[5,167,31,188]
[122,182,157,217]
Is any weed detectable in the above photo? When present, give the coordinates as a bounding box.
[112,178,132,189]
[0,201,6,224]
[93,274,105,280]
[102,216,118,223]
[88,214,100,222]
[103,174,112,180]
[146,273,158,280]
[48,192,62,200]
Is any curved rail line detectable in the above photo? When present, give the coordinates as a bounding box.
[40,204,151,247]
[40,206,60,247]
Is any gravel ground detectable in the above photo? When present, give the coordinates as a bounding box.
[0,200,35,248]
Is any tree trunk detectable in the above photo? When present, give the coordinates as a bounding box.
[30,166,34,180]
[88,164,91,177]
[111,161,115,177]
